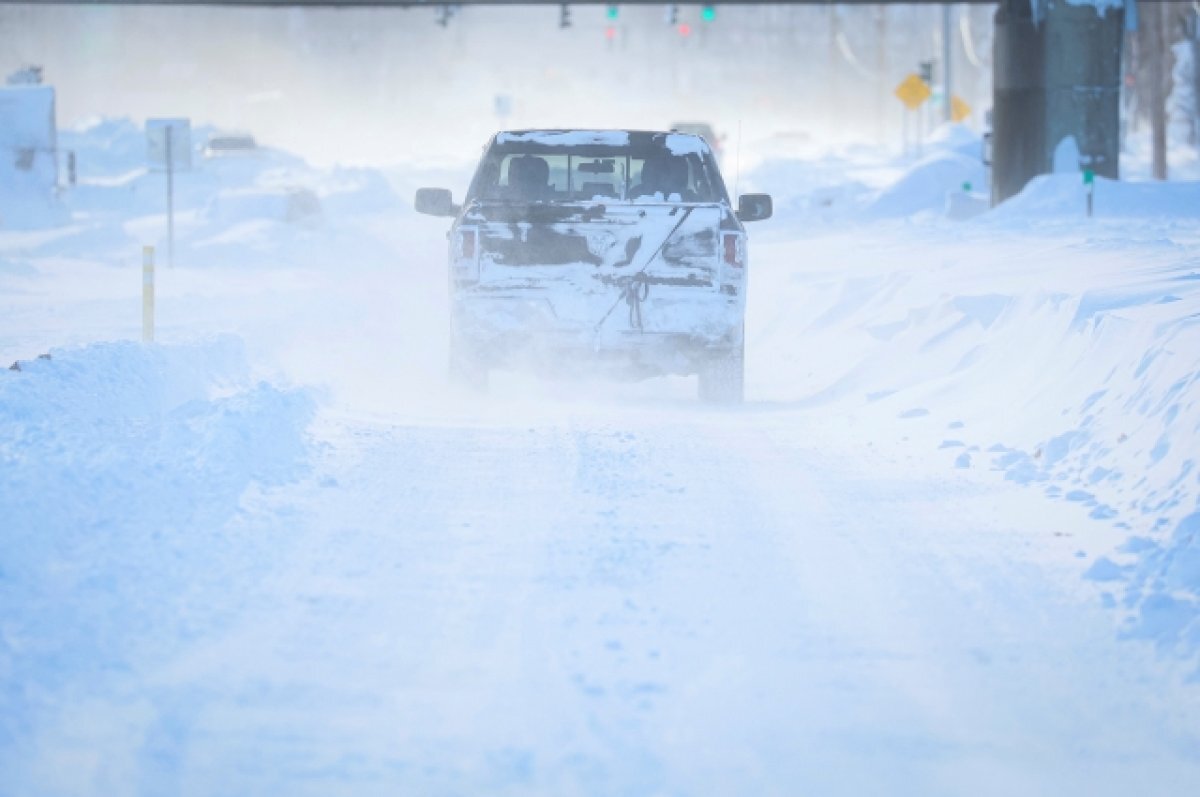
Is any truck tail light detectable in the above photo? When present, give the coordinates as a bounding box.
[458,229,477,260]
[723,233,743,269]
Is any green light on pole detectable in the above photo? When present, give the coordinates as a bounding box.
[606,4,618,20]
[701,5,716,22]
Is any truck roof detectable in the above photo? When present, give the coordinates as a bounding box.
[493,129,709,156]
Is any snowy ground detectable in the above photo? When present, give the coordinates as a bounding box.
[2,121,1200,795]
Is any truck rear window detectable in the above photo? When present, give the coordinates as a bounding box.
[467,137,727,205]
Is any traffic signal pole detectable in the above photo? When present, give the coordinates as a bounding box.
[942,5,952,122]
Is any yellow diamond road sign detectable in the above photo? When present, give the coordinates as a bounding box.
[894,74,932,111]
[951,95,972,123]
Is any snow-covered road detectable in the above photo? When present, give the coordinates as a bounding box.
[15,399,1197,795]
[4,126,1200,794]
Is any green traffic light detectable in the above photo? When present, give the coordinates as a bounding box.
[606,4,619,20]
[701,5,715,22]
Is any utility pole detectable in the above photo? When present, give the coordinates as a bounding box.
[942,5,953,122]
[827,6,839,132]
[1146,0,1168,179]
[877,7,888,143]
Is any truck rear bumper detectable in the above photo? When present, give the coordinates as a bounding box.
[452,291,742,378]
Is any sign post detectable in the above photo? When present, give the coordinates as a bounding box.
[166,128,174,266]
[894,73,932,157]
[146,118,191,268]
[142,245,155,343]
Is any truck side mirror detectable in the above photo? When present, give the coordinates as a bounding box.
[736,193,772,222]
[415,187,460,217]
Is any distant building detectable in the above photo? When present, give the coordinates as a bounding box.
[0,67,60,228]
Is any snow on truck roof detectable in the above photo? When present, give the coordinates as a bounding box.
[494,129,708,156]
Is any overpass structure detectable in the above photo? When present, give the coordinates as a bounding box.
[5,0,1135,205]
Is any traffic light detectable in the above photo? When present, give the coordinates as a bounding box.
[559,3,571,29]
[701,5,716,22]
[606,4,618,21]
[918,60,934,85]
[664,3,678,26]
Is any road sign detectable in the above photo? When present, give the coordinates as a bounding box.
[951,95,972,123]
[894,74,931,111]
[146,118,191,172]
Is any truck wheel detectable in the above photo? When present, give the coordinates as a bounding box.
[698,346,744,404]
[448,339,488,393]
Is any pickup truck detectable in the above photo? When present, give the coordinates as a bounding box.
[415,129,771,403]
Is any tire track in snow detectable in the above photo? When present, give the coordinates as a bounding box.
[33,404,1200,796]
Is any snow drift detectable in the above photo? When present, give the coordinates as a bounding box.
[0,337,314,767]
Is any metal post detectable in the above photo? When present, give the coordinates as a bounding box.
[165,126,175,267]
[942,5,953,122]
[142,245,155,343]
[876,7,887,143]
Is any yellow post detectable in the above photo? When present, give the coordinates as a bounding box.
[142,245,155,343]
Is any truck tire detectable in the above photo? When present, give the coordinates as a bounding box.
[448,338,489,393]
[698,345,744,404]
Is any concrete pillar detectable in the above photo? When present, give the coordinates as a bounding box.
[992,0,1125,205]
[993,0,1046,205]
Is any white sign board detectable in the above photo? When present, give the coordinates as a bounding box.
[146,118,191,172]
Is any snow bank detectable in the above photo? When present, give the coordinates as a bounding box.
[36,116,408,270]
[0,336,314,537]
[924,122,986,159]
[966,284,1200,664]
[990,173,1200,222]
[59,117,151,180]
[741,154,877,228]
[751,218,1200,671]
[318,166,405,216]
[60,116,318,221]
[0,337,315,744]
[864,150,986,219]
[710,123,1200,667]
[740,124,987,226]
[203,186,322,228]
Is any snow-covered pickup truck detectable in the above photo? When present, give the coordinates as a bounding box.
[415,129,771,402]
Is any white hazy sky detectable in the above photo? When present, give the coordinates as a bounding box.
[0,4,993,166]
